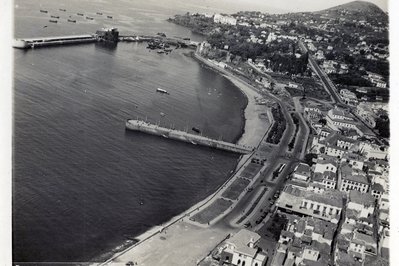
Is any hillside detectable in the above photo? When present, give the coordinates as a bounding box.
[322,1,387,17]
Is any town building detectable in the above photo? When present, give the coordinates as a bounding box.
[356,102,377,128]
[339,168,369,193]
[340,89,358,106]
[292,163,311,182]
[276,184,344,224]
[219,229,267,266]
[271,216,335,266]
[214,14,237,25]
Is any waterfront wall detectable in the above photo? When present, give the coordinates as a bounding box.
[126,120,254,154]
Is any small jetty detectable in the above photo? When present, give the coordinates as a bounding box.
[126,119,254,154]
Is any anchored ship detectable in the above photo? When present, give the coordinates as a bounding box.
[156,88,169,94]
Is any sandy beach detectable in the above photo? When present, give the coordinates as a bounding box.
[93,53,272,266]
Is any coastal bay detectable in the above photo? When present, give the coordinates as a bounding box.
[98,53,272,265]
[13,0,271,263]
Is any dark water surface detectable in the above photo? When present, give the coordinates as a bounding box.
[13,0,247,262]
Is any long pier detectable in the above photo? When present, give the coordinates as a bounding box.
[126,119,254,154]
[13,29,199,50]
[13,34,97,49]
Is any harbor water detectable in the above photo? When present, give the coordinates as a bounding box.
[13,0,249,262]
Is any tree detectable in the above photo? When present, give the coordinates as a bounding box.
[304,153,317,166]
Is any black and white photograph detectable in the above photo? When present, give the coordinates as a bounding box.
[1,0,398,265]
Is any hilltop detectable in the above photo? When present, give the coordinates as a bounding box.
[320,1,387,17]
[324,0,383,12]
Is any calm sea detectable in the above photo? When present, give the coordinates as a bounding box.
[13,0,247,262]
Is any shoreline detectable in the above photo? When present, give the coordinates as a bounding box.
[93,51,270,265]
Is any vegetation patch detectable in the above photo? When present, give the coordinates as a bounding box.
[191,198,232,224]
[288,113,300,151]
[222,178,250,200]
[266,105,287,144]
[240,163,263,179]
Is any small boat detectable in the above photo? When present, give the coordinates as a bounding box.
[164,48,173,52]
[40,10,48,13]
[157,50,165,54]
[59,8,66,12]
[156,88,169,94]
[96,12,103,15]
[67,19,76,23]
[51,15,60,18]
[192,127,201,133]
[49,19,58,23]
[190,140,197,145]
[160,112,166,117]
[162,134,169,138]
[86,16,94,20]
[107,15,113,19]
[77,13,84,16]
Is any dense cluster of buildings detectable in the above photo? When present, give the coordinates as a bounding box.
[190,6,389,266]
[268,99,390,265]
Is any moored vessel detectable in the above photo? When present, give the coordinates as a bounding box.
[192,127,201,133]
[156,88,169,94]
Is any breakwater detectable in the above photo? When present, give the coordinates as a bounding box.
[13,34,97,49]
[126,119,254,154]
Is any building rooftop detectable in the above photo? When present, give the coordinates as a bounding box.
[353,231,376,246]
[349,190,375,206]
[315,156,337,167]
[346,209,361,220]
[343,174,369,184]
[225,229,261,257]
[278,185,344,223]
[313,171,336,182]
[294,163,311,176]
[304,189,344,208]
[336,251,362,266]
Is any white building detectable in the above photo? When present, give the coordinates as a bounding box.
[340,89,358,106]
[292,163,311,181]
[314,156,337,174]
[214,14,237,25]
[339,173,369,193]
[220,229,267,266]
[276,184,344,224]
[356,102,377,128]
